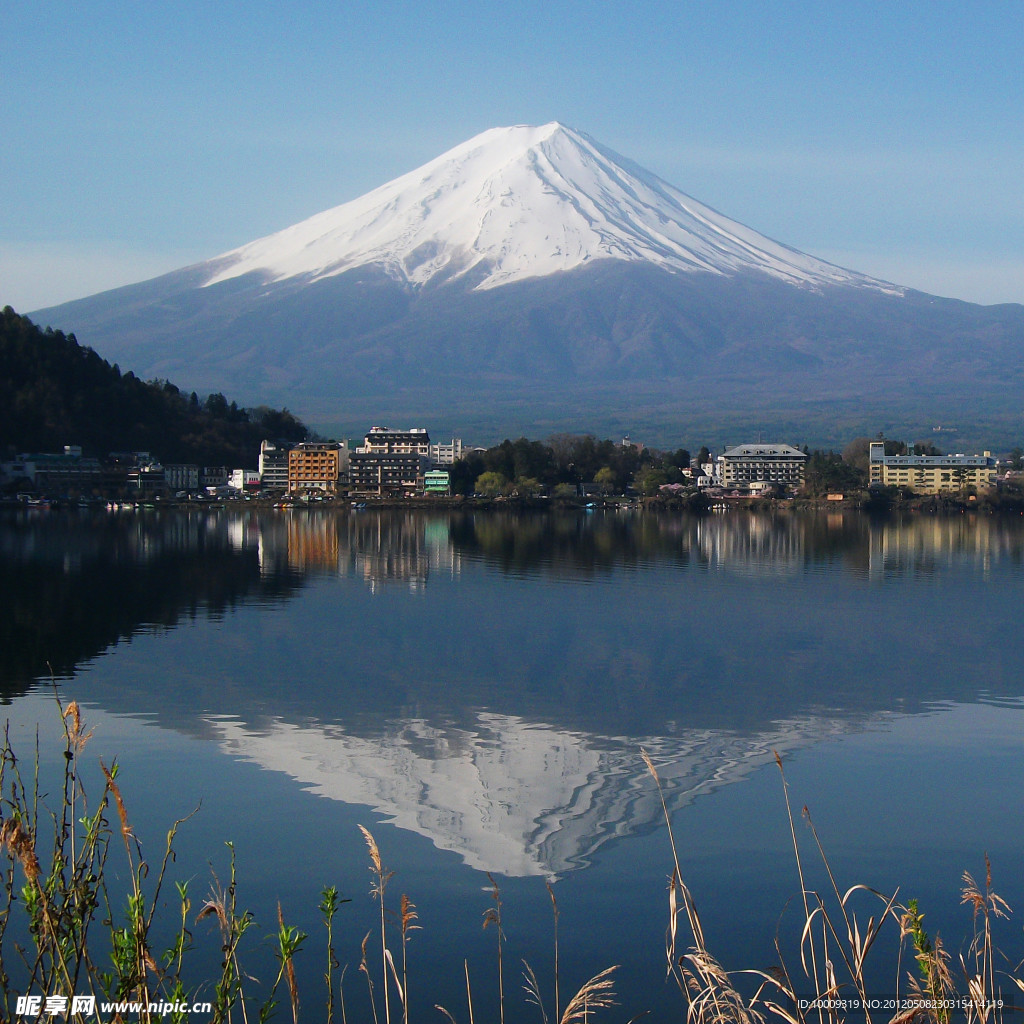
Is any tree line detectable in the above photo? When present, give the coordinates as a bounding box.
[448,434,695,497]
[0,307,307,466]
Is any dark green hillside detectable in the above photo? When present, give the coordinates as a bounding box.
[0,306,306,464]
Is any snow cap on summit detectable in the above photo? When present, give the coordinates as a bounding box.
[202,123,896,294]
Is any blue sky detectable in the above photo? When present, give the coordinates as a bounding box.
[3,0,1022,311]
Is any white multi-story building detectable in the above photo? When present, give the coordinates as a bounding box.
[716,444,807,490]
[429,438,465,465]
[359,427,431,457]
[230,469,262,492]
[356,428,468,467]
[259,440,292,491]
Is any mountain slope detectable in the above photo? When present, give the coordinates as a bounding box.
[31,123,1024,446]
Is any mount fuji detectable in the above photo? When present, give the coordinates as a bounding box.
[32,123,1024,445]
[197,122,895,295]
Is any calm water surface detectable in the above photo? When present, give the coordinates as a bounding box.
[2,507,1023,1021]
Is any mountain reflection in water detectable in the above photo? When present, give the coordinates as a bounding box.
[3,507,1022,879]
[203,709,855,878]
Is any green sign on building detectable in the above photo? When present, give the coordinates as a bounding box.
[424,470,450,494]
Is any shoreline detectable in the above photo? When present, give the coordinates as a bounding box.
[3,490,1023,515]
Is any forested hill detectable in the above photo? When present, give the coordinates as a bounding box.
[0,306,307,464]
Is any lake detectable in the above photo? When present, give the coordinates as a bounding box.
[2,506,1023,1022]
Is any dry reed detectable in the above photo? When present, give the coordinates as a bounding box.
[642,746,1022,1024]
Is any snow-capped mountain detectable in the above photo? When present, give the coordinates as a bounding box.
[202,122,895,295]
[31,124,1024,444]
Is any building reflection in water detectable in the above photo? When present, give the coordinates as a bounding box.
[248,510,462,591]
[236,507,1024,588]
[867,514,1011,580]
[347,512,460,593]
[695,512,806,575]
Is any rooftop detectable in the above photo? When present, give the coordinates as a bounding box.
[720,444,806,459]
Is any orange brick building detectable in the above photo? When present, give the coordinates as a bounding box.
[287,442,347,495]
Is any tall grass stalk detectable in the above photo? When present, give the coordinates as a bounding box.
[255,901,307,1024]
[547,880,560,1020]
[399,892,419,1024]
[483,872,506,1024]
[319,885,348,1024]
[359,930,380,1024]
[196,843,256,1024]
[959,861,1011,1023]
[358,825,395,1024]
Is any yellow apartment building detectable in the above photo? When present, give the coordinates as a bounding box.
[868,442,995,494]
